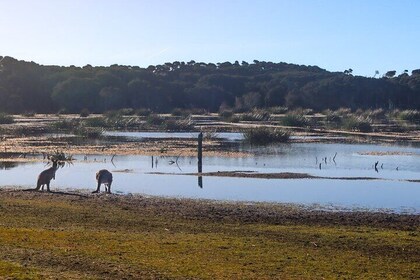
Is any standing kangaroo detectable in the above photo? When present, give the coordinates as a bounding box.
[93,169,113,193]
[36,160,58,192]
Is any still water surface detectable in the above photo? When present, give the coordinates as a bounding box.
[1,140,419,213]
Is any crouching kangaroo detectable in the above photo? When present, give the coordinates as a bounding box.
[36,160,58,192]
[93,169,113,193]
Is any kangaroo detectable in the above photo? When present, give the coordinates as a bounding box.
[36,160,58,192]
[93,169,113,193]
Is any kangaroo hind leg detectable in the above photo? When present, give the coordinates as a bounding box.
[92,181,101,193]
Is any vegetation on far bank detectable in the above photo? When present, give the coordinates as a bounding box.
[46,108,420,135]
[0,190,418,279]
[0,107,418,148]
[0,56,419,115]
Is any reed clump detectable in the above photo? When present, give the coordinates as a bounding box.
[398,110,420,124]
[342,116,372,132]
[243,127,289,145]
[0,113,14,124]
[280,114,309,127]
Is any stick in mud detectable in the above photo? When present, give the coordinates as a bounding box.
[111,154,116,167]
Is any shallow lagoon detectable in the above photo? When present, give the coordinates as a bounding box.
[1,136,419,213]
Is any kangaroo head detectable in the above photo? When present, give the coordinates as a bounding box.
[51,159,59,170]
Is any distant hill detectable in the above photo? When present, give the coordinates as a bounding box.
[0,56,419,113]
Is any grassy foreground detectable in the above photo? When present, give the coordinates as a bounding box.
[0,189,418,279]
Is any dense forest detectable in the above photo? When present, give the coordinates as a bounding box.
[0,56,419,114]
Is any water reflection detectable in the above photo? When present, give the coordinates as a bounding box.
[198,175,203,188]
[103,131,244,141]
[0,162,19,170]
[0,142,419,213]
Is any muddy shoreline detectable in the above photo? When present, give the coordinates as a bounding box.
[1,188,418,230]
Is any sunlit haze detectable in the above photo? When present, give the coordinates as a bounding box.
[1,0,419,76]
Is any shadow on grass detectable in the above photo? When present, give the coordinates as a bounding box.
[20,188,89,198]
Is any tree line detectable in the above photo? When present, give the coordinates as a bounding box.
[0,56,419,114]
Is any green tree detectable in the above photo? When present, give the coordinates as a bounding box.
[99,87,126,111]
[385,70,396,78]
[52,77,100,112]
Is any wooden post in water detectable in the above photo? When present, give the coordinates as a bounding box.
[198,132,203,188]
[198,132,203,173]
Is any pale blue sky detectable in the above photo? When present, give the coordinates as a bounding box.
[0,0,419,76]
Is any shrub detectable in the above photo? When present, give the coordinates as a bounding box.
[188,108,208,115]
[219,109,234,120]
[146,114,165,126]
[241,110,271,121]
[118,108,136,116]
[51,119,80,130]
[73,127,103,138]
[80,108,90,117]
[203,130,219,140]
[398,110,420,124]
[302,108,314,115]
[325,111,342,124]
[230,115,241,123]
[0,113,14,124]
[56,108,68,115]
[171,108,190,117]
[342,116,372,132]
[289,108,313,115]
[22,111,36,117]
[269,106,289,114]
[104,110,121,119]
[164,119,193,131]
[243,127,290,145]
[47,151,74,165]
[335,108,352,116]
[281,114,308,127]
[82,117,107,127]
[136,108,152,117]
[364,109,386,121]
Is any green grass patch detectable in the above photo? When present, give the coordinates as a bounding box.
[0,191,417,279]
[0,260,41,279]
